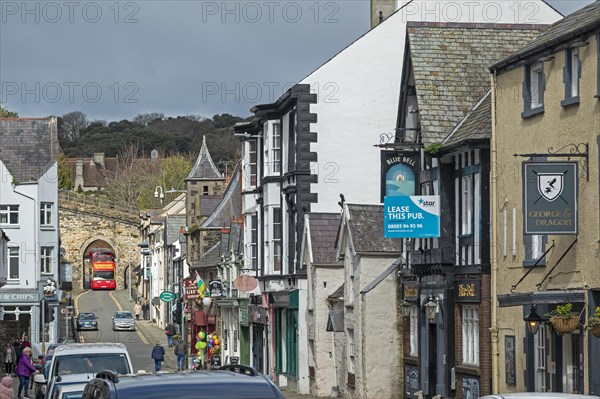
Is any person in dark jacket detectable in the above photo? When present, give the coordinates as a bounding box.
[15,347,37,398]
[150,340,165,372]
[142,303,149,320]
[165,323,176,347]
[173,335,186,371]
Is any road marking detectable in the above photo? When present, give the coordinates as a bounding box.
[109,291,149,345]
[73,291,88,343]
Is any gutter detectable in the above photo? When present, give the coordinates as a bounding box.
[490,70,500,395]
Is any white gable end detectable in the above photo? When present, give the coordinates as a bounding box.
[300,0,562,212]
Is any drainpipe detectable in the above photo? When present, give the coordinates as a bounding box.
[490,71,500,394]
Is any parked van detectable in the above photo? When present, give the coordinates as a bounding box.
[34,343,133,398]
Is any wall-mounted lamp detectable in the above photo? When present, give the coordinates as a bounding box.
[524,304,543,335]
[424,295,439,321]
[154,186,164,205]
[202,297,212,307]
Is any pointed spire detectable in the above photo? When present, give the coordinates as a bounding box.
[186,135,224,181]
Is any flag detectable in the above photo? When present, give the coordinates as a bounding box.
[195,271,206,299]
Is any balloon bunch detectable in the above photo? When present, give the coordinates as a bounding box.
[207,333,221,356]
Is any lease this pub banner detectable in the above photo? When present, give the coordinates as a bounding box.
[523,161,578,235]
[384,195,440,238]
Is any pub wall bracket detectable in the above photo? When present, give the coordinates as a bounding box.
[513,142,589,181]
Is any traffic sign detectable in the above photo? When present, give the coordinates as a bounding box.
[159,291,175,302]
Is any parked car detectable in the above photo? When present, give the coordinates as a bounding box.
[112,311,135,331]
[46,374,92,399]
[35,344,62,399]
[81,365,286,399]
[76,312,99,331]
[34,343,134,398]
[481,394,600,399]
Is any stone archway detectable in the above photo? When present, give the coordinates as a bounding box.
[79,236,117,289]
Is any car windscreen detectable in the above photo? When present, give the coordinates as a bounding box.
[53,354,131,377]
[78,314,95,320]
[93,271,114,280]
[116,382,281,399]
[115,313,132,319]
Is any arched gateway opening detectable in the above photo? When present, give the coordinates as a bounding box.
[81,238,116,290]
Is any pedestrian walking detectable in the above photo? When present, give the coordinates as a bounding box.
[0,375,13,399]
[173,335,186,371]
[134,302,142,320]
[142,303,149,320]
[165,322,176,347]
[3,341,15,376]
[15,347,37,398]
[150,341,165,372]
[13,339,22,360]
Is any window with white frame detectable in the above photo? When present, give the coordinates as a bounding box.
[8,247,19,279]
[523,62,545,117]
[273,208,282,271]
[534,325,547,391]
[562,48,580,104]
[0,205,19,225]
[272,122,281,174]
[250,213,258,270]
[248,140,257,187]
[524,235,547,266]
[41,247,53,274]
[462,305,479,366]
[461,174,473,235]
[409,306,418,357]
[40,202,53,226]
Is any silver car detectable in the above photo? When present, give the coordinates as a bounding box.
[112,311,135,331]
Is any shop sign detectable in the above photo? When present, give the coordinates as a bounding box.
[454,279,481,302]
[210,355,221,370]
[462,377,480,399]
[380,150,418,202]
[185,278,200,300]
[233,330,238,352]
[159,291,175,302]
[0,291,38,302]
[523,162,578,234]
[249,305,267,324]
[209,280,223,298]
[224,329,228,350]
[403,282,419,301]
[271,292,290,308]
[384,195,440,238]
[233,275,258,292]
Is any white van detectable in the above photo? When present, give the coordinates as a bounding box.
[34,343,133,398]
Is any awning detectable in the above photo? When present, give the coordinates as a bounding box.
[497,290,585,307]
[326,310,344,332]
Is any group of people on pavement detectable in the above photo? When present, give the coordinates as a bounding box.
[0,337,40,399]
[149,323,186,372]
[134,302,150,320]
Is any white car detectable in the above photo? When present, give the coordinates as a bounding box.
[47,374,91,399]
[34,343,133,398]
[481,394,600,399]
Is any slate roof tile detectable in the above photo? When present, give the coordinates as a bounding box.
[407,23,543,145]
[346,204,402,254]
[307,213,341,264]
[186,136,224,181]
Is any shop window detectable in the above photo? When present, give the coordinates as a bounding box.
[462,305,479,366]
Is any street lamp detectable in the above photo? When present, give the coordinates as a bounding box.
[154,186,164,205]
[524,304,543,335]
[401,298,413,317]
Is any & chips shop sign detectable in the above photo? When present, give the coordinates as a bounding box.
[523,162,578,235]
[184,278,200,300]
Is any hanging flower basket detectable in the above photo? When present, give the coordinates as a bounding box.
[550,316,580,334]
[591,325,600,339]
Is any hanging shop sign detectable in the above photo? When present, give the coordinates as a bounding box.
[185,278,200,300]
[384,195,440,238]
[233,275,258,293]
[380,151,419,202]
[402,282,419,301]
[523,162,578,235]
[209,280,223,298]
[454,279,481,303]
[159,291,175,302]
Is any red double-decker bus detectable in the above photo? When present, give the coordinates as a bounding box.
[89,248,117,290]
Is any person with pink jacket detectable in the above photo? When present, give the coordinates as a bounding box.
[0,375,13,399]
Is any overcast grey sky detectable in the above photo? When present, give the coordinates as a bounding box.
[0,0,594,121]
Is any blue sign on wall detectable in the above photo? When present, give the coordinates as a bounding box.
[384,196,440,238]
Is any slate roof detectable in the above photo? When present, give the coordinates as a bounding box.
[65,155,118,189]
[191,242,222,270]
[406,22,544,145]
[307,213,342,264]
[199,196,223,218]
[346,204,402,254]
[202,163,241,228]
[328,284,344,300]
[186,136,224,181]
[0,118,59,183]
[491,1,600,72]
[443,91,491,147]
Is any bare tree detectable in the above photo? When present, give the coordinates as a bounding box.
[60,111,88,141]
[104,143,159,210]
[133,113,164,127]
